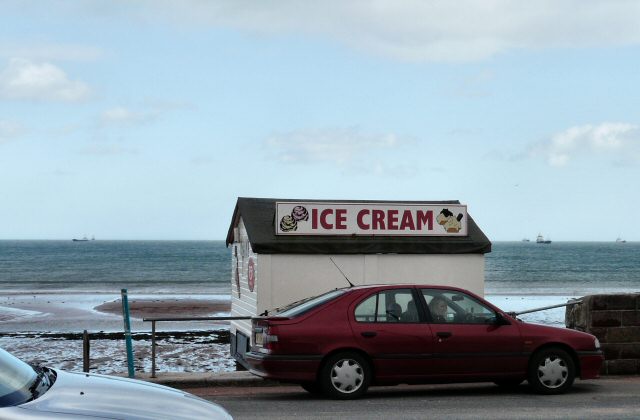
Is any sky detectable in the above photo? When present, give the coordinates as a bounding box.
[1,1,639,241]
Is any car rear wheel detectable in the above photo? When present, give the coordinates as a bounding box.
[320,352,370,399]
[528,347,575,394]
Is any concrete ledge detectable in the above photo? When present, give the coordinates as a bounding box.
[135,371,280,388]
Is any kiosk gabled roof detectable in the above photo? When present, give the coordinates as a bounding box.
[226,197,491,254]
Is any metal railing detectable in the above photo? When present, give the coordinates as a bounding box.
[142,316,251,378]
[507,299,582,317]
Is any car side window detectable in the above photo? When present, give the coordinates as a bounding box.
[422,289,496,324]
[354,294,378,322]
[354,289,419,323]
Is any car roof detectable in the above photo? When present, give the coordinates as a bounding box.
[347,284,470,293]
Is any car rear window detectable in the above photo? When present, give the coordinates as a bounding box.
[277,289,346,317]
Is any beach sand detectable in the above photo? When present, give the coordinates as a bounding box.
[93,298,231,319]
[0,293,231,333]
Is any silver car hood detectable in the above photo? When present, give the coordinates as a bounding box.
[16,369,231,420]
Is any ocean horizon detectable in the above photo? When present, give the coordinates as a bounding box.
[1,240,638,295]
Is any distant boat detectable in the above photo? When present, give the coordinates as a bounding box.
[72,236,94,242]
[616,237,627,243]
[536,234,551,244]
[522,238,530,242]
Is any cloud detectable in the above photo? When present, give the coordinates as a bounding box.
[190,156,215,166]
[91,102,187,150]
[264,127,413,173]
[99,101,191,128]
[0,120,24,144]
[347,161,419,178]
[100,107,156,126]
[0,58,91,102]
[533,122,640,167]
[136,0,640,62]
[80,143,138,156]
[452,69,495,98]
[0,42,103,62]
[7,1,640,62]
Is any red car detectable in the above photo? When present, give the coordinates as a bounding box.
[246,284,603,399]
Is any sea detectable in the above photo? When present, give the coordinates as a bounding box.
[0,240,231,295]
[1,240,639,374]
[1,240,638,296]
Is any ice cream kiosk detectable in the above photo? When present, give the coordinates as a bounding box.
[226,197,491,368]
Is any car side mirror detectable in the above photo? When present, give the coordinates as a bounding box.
[486,312,511,326]
[493,312,511,326]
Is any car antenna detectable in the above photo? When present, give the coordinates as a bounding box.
[330,257,354,287]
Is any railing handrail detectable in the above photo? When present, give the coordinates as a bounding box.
[142,316,252,322]
[143,315,253,378]
[508,299,582,316]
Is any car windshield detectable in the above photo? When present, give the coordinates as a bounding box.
[277,289,346,317]
[0,348,38,407]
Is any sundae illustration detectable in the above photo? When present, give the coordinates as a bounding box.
[291,205,309,221]
[280,206,309,232]
[436,208,464,233]
[280,214,298,232]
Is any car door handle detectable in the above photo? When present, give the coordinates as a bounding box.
[361,331,377,338]
[436,332,452,339]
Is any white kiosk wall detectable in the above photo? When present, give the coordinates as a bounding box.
[257,254,484,318]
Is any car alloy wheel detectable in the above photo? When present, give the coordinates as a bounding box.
[528,347,575,394]
[320,352,370,399]
[331,359,363,392]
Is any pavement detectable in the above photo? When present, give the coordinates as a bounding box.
[196,377,640,420]
[136,373,640,419]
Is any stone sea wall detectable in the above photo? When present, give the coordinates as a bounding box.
[566,293,640,374]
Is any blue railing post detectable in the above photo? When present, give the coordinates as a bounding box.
[121,289,135,378]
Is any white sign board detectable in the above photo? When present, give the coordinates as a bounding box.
[275,202,468,236]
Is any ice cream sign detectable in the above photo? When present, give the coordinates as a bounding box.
[275,202,468,236]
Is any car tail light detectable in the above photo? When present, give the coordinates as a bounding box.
[253,323,279,354]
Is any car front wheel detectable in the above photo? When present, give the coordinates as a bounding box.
[320,352,371,399]
[528,347,575,394]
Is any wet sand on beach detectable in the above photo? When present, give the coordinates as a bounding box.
[0,293,232,334]
[93,298,231,319]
